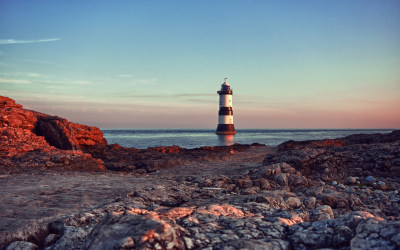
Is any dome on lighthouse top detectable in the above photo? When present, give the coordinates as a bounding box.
[222,78,229,86]
[218,78,232,94]
[222,78,230,86]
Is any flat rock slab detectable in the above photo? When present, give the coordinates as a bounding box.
[0,146,274,248]
[0,171,167,247]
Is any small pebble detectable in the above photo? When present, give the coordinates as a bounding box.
[365,176,374,182]
[347,177,357,184]
[337,184,346,190]
[377,181,385,186]
[331,181,337,185]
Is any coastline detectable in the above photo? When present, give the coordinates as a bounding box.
[101,128,396,149]
[1,96,399,249]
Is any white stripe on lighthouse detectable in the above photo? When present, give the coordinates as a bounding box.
[218,115,234,124]
[219,95,232,107]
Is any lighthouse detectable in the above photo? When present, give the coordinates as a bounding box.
[216,78,236,135]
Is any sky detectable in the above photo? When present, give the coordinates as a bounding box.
[0,0,399,129]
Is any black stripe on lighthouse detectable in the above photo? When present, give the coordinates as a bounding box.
[216,124,236,132]
[219,109,233,115]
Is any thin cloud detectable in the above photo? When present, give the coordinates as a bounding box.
[0,72,44,78]
[0,77,93,86]
[0,78,62,86]
[27,73,43,77]
[31,81,63,86]
[0,78,31,84]
[117,74,133,78]
[0,38,61,45]
[174,93,214,98]
[33,80,93,86]
[132,78,157,85]
[73,80,92,85]
[183,98,214,104]
[119,93,214,99]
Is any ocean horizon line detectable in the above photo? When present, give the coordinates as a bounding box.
[101,128,398,131]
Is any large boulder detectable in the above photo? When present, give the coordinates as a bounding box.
[85,211,186,249]
[1,96,107,152]
[34,113,107,150]
[0,96,105,172]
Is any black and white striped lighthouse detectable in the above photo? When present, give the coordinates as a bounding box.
[216,78,236,135]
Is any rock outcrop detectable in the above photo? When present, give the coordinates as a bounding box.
[34,112,107,150]
[278,130,400,150]
[86,143,263,173]
[0,96,105,172]
[265,130,400,183]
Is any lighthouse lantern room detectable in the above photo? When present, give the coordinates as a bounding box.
[216,78,236,135]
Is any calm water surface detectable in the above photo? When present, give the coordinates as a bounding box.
[101,129,395,149]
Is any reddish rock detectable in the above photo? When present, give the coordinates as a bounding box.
[161,207,195,220]
[279,138,346,151]
[0,96,107,152]
[0,96,37,130]
[0,96,105,171]
[278,131,400,151]
[0,127,52,157]
[342,131,400,145]
[318,193,349,208]
[147,145,181,154]
[34,113,107,150]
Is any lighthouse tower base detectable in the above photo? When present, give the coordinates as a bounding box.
[216,124,236,135]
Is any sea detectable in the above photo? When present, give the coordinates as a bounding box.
[101,129,395,149]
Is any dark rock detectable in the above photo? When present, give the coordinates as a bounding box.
[278,138,346,151]
[303,196,317,209]
[278,130,400,151]
[241,187,260,195]
[274,174,288,187]
[365,176,374,182]
[5,241,38,250]
[85,211,186,249]
[285,197,302,209]
[287,174,309,188]
[44,234,60,247]
[236,176,253,189]
[317,192,349,208]
[333,226,354,247]
[310,205,334,221]
[348,176,357,184]
[351,219,400,249]
[222,239,290,250]
[255,178,271,190]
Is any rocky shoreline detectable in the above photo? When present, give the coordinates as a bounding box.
[1,96,399,249]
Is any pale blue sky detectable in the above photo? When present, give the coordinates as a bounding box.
[1,0,399,128]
